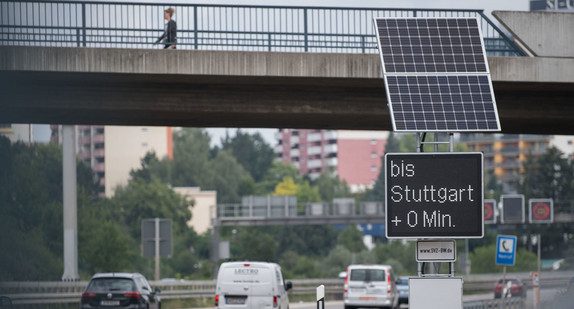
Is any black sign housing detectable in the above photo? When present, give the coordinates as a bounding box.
[385,153,484,238]
[501,195,525,224]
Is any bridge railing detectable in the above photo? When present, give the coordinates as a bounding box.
[0,1,524,56]
[217,196,383,219]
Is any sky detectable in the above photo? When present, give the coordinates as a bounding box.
[31,0,529,146]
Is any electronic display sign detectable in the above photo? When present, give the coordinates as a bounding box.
[385,153,484,239]
[501,195,525,224]
[529,198,553,224]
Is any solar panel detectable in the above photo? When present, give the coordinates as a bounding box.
[374,17,501,132]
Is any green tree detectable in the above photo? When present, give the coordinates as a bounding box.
[79,216,134,274]
[221,130,275,182]
[314,172,350,202]
[470,245,537,273]
[521,147,574,202]
[170,128,212,187]
[274,225,338,258]
[204,150,251,203]
[110,177,192,240]
[295,180,321,203]
[274,177,298,196]
[231,228,277,261]
[337,225,366,253]
[373,241,417,275]
[0,137,98,280]
[399,134,417,153]
[317,245,353,278]
[256,161,301,195]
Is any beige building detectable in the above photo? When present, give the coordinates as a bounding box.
[51,125,172,197]
[173,187,217,234]
[104,126,171,197]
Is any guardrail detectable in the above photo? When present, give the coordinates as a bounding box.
[2,272,573,306]
[0,1,524,55]
[464,297,524,309]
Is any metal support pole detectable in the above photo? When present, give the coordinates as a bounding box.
[303,8,308,52]
[212,223,220,279]
[193,6,198,49]
[155,218,160,281]
[537,234,541,274]
[62,125,79,281]
[81,3,86,47]
[465,239,470,276]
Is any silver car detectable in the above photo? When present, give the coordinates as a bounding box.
[343,264,399,309]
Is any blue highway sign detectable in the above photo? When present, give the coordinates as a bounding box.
[496,235,517,266]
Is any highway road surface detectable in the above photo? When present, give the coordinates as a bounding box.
[286,287,566,309]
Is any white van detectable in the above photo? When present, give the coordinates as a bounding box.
[343,264,399,309]
[215,261,292,309]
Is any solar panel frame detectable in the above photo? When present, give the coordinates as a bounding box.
[374,17,501,133]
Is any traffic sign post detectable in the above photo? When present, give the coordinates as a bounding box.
[529,199,553,224]
[496,235,516,308]
[385,153,484,239]
[142,218,173,281]
[531,271,540,309]
[496,235,517,266]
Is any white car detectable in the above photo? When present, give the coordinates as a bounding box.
[215,261,292,309]
[343,264,399,309]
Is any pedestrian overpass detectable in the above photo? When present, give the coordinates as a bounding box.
[1,2,573,135]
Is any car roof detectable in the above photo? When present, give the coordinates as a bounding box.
[91,273,142,279]
[220,261,279,268]
[348,264,392,269]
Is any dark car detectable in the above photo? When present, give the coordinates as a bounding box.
[493,277,526,298]
[396,276,409,305]
[80,273,161,309]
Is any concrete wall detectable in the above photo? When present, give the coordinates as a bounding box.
[2,46,573,83]
[1,46,574,135]
[493,11,574,58]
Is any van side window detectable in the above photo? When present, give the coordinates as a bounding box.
[275,269,284,288]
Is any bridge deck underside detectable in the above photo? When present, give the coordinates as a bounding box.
[1,70,572,135]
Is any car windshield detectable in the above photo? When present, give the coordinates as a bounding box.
[497,279,519,284]
[87,278,135,292]
[350,269,386,282]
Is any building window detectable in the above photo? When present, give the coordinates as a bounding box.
[142,142,148,148]
[141,128,148,133]
[370,139,377,145]
[371,152,377,158]
[371,166,377,172]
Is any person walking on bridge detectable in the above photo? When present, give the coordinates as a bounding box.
[154,8,176,49]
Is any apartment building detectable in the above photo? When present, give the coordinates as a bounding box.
[275,129,388,192]
[458,134,552,184]
[51,125,172,197]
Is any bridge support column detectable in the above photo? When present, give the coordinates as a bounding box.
[62,125,79,281]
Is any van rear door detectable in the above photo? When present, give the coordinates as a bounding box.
[217,263,274,309]
[217,264,253,308]
[244,264,274,308]
[348,268,389,301]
